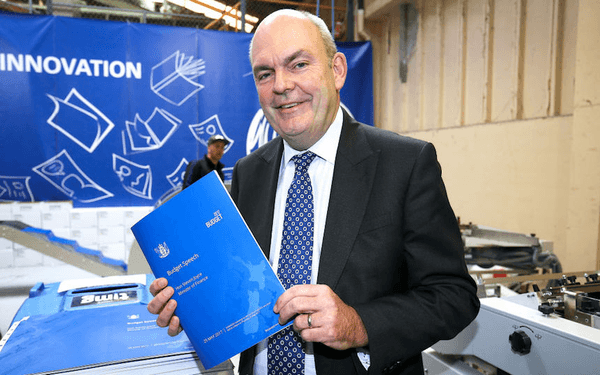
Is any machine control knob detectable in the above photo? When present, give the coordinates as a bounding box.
[538,303,554,315]
[509,330,532,355]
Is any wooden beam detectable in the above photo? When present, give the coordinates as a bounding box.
[204,1,240,29]
[254,0,346,12]
[188,0,241,21]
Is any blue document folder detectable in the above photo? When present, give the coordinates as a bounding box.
[131,171,290,369]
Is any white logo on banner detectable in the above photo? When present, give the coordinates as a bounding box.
[245,104,355,156]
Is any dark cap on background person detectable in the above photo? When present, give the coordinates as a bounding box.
[207,134,230,146]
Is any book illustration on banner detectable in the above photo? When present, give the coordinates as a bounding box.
[188,114,234,153]
[112,154,153,200]
[132,171,291,369]
[0,175,34,201]
[151,50,206,106]
[32,149,114,203]
[166,157,190,188]
[46,88,115,153]
[122,107,182,155]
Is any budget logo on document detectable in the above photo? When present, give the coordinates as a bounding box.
[205,210,223,228]
[154,242,170,258]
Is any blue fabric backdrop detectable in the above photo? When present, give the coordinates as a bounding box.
[0,13,373,207]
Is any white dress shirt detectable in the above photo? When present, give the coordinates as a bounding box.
[253,107,343,375]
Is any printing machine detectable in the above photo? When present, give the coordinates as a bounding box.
[3,218,599,374]
[423,223,600,375]
[460,221,562,282]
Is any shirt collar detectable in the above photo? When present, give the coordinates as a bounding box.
[282,106,343,166]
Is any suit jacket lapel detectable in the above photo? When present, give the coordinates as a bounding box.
[317,111,379,289]
[251,139,284,259]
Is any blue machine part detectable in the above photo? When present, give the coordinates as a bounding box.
[0,274,202,375]
[11,274,155,323]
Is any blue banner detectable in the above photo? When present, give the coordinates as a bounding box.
[0,13,373,207]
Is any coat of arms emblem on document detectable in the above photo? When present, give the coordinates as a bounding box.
[154,242,170,258]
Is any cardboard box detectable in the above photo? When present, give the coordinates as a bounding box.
[12,202,42,228]
[41,201,72,230]
[14,248,44,267]
[70,208,98,228]
[97,208,125,227]
[0,237,12,251]
[98,226,126,245]
[0,248,14,268]
[124,207,152,228]
[99,242,127,261]
[0,202,14,221]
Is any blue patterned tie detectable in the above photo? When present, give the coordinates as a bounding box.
[268,151,317,375]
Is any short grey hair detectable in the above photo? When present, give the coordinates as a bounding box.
[249,9,338,66]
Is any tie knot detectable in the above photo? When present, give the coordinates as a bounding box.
[292,151,317,172]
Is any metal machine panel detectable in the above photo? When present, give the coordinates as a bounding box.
[433,294,600,375]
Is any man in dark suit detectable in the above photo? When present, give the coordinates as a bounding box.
[148,9,479,375]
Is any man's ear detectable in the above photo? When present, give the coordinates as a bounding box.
[332,52,348,91]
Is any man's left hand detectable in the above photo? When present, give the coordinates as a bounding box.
[274,284,369,350]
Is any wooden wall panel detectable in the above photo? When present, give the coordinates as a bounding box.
[375,17,396,132]
[559,0,578,115]
[365,0,577,129]
[440,0,465,128]
[406,6,423,132]
[490,0,521,122]
[383,20,396,132]
[522,0,555,119]
[463,0,491,125]
[369,22,385,131]
[420,0,443,130]
[390,14,406,132]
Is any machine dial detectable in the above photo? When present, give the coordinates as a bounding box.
[509,330,532,354]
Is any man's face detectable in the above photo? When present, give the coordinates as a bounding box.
[207,141,226,162]
[251,15,346,150]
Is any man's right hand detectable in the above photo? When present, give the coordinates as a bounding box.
[148,277,183,336]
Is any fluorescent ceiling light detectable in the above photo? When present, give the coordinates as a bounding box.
[165,0,258,32]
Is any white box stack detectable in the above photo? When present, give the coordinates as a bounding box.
[0,202,14,221]
[70,208,99,228]
[70,208,100,250]
[12,202,42,228]
[41,201,72,230]
[124,206,152,261]
[97,207,126,261]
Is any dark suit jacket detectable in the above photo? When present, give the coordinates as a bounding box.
[182,155,225,189]
[230,110,480,375]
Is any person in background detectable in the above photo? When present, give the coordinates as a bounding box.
[182,134,229,188]
[149,9,479,375]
